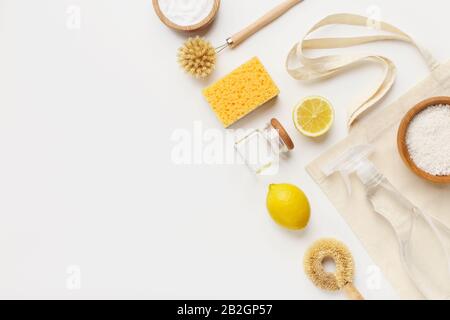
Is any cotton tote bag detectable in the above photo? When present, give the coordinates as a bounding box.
[287,13,450,299]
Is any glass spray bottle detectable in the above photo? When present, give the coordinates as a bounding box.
[323,145,450,299]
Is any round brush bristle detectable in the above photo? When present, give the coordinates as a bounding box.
[177,36,216,79]
[303,238,355,291]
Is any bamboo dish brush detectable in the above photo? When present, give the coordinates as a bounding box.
[178,0,302,78]
[303,239,364,300]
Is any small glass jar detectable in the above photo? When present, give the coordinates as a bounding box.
[235,119,294,175]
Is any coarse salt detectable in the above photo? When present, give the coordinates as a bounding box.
[406,104,450,176]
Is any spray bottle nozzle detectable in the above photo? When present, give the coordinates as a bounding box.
[322,145,378,195]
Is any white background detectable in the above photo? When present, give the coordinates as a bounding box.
[0,0,448,299]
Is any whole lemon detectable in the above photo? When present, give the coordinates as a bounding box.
[266,184,311,230]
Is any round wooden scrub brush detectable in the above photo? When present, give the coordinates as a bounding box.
[177,0,302,78]
[303,239,364,300]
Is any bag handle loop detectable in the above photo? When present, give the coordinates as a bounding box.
[286,13,440,129]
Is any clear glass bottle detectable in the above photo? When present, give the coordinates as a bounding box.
[234,119,294,175]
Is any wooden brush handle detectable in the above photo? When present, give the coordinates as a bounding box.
[343,283,365,300]
[228,0,302,48]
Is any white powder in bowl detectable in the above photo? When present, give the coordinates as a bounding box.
[406,104,450,176]
[158,0,215,27]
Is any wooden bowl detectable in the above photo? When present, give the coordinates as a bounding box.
[152,0,220,32]
[397,96,450,184]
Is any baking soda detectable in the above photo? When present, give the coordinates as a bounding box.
[406,104,450,176]
[158,0,214,27]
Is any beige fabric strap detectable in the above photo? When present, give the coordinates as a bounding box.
[286,13,440,128]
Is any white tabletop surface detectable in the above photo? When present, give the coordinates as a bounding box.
[0,0,448,299]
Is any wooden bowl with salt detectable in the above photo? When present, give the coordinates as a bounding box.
[397,96,450,184]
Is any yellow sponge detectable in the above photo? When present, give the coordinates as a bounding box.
[202,57,280,128]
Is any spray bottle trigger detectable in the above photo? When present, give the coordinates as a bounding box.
[321,145,375,196]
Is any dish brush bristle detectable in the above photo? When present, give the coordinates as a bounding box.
[303,238,355,291]
[178,36,217,79]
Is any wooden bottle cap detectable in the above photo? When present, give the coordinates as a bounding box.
[152,0,221,32]
[270,118,295,151]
